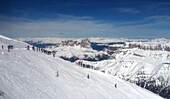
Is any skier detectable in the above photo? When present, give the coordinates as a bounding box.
[32,46,35,51]
[52,51,55,57]
[7,45,10,52]
[87,74,90,79]
[115,83,117,88]
[53,53,55,57]
[56,70,59,77]
[1,45,4,49]
[27,46,30,50]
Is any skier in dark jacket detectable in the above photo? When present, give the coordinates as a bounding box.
[7,45,10,52]
[27,46,30,50]
[115,83,117,88]
[1,45,4,49]
[87,74,90,79]
[52,51,56,57]
[32,46,35,51]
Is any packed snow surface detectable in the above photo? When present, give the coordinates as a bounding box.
[0,35,163,99]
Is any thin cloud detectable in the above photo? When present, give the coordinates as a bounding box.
[116,7,140,14]
[0,14,170,38]
[144,15,170,22]
[114,15,170,27]
[0,15,115,38]
[148,2,170,9]
[55,14,93,20]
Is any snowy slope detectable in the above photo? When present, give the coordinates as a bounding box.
[0,35,28,49]
[0,36,163,99]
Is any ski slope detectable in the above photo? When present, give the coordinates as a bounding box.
[0,35,163,99]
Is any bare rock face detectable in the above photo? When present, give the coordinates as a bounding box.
[80,38,91,48]
[56,38,91,48]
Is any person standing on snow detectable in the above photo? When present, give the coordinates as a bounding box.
[32,46,35,51]
[87,74,90,79]
[7,45,10,52]
[1,45,4,49]
[27,46,30,50]
[52,51,56,57]
[56,70,59,77]
[115,83,117,88]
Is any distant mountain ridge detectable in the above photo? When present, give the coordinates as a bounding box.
[56,38,91,48]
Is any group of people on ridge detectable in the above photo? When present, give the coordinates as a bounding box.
[1,44,56,57]
[26,45,56,57]
[1,45,13,52]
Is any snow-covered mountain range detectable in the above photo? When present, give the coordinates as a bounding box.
[78,48,170,96]
[16,37,170,98]
[0,35,165,99]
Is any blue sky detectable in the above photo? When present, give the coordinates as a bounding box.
[0,0,170,38]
